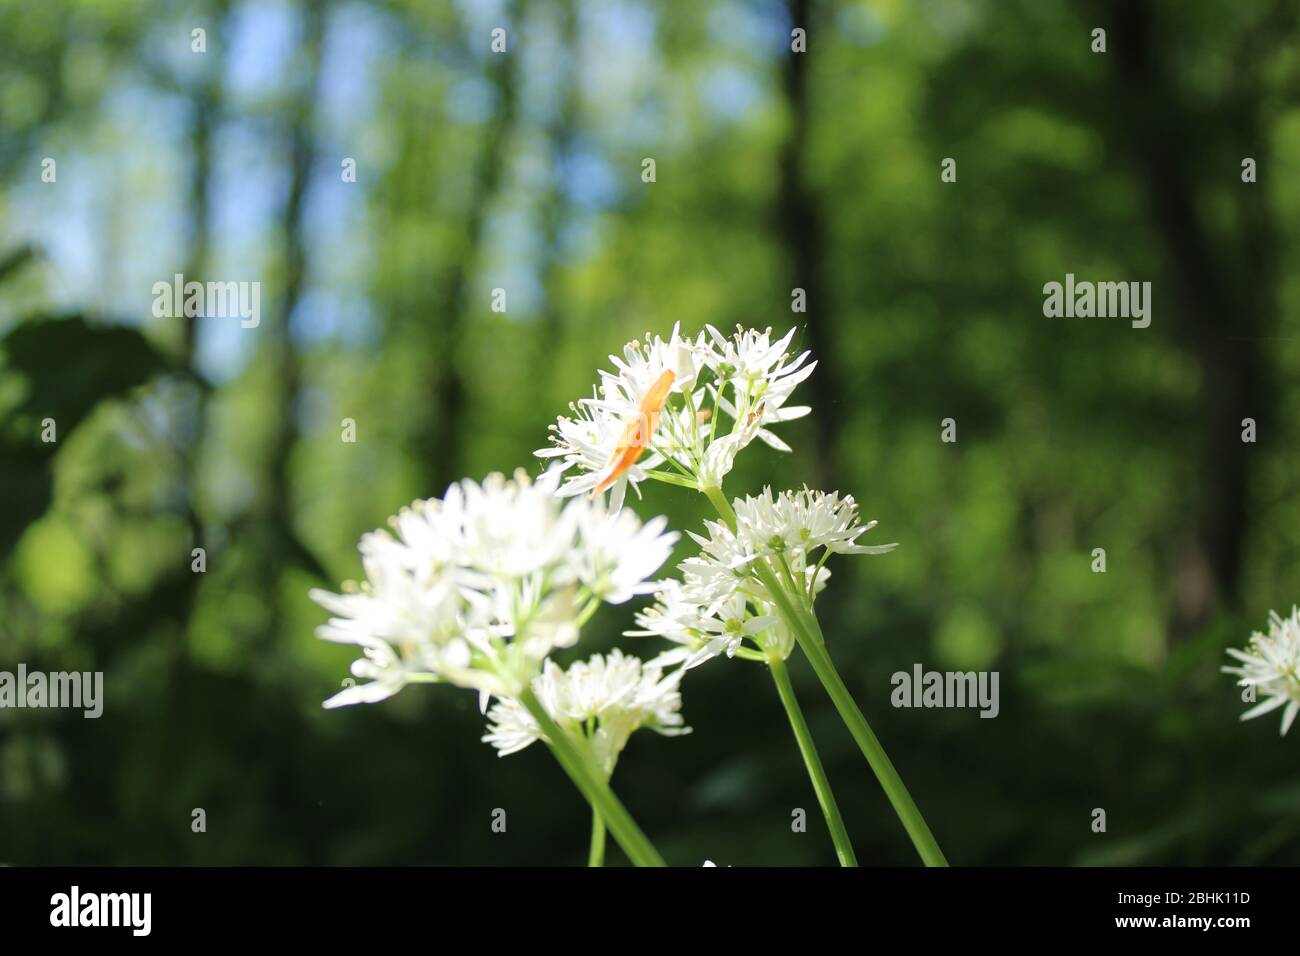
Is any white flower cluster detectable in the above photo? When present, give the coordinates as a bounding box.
[483,649,690,775]
[537,324,814,509]
[1223,607,1300,736]
[629,487,896,668]
[310,469,678,708]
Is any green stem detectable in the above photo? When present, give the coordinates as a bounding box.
[520,688,666,867]
[701,484,734,526]
[702,483,948,867]
[788,615,948,866]
[588,806,606,867]
[768,656,858,866]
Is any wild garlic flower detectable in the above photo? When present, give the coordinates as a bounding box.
[1223,607,1300,736]
[628,581,778,668]
[310,469,678,708]
[482,649,690,775]
[733,487,898,560]
[703,325,814,454]
[537,324,814,508]
[628,487,891,666]
[687,487,892,605]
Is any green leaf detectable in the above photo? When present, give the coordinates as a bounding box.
[0,314,183,552]
[1,314,179,431]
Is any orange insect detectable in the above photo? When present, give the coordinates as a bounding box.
[592,369,676,495]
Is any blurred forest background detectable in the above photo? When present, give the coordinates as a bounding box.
[1,0,1298,866]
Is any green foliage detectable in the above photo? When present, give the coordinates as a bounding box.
[0,0,1297,866]
[0,314,183,553]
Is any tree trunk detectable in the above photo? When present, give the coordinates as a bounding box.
[776,0,839,488]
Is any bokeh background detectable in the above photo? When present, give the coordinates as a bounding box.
[2,0,1299,866]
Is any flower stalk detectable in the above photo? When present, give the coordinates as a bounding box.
[767,656,858,866]
[519,686,666,867]
[702,483,948,867]
[588,808,606,868]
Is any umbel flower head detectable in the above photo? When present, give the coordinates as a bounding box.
[628,487,895,667]
[1223,607,1300,736]
[482,649,690,776]
[537,324,814,509]
[310,469,678,708]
